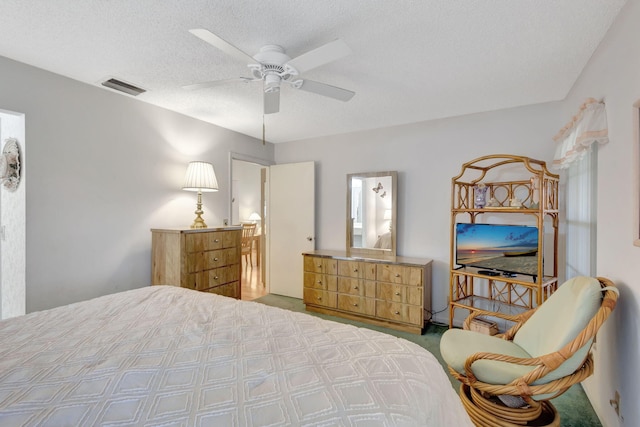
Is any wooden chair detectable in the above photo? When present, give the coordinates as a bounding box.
[241,223,257,267]
[440,276,618,426]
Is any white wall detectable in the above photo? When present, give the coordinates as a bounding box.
[0,110,25,319]
[275,101,562,327]
[0,55,275,312]
[559,0,640,425]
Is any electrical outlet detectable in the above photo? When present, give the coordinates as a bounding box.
[223,218,229,226]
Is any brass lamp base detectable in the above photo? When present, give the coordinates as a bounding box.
[190,215,207,229]
[190,191,208,229]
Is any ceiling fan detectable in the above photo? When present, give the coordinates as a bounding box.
[184,29,356,114]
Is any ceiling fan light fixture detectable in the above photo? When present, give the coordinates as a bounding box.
[264,74,281,92]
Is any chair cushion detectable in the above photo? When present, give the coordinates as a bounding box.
[513,276,601,373]
[440,328,592,398]
[440,328,534,385]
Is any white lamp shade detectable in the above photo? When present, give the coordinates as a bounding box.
[182,161,218,192]
[248,212,261,221]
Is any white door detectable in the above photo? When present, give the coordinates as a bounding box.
[268,161,315,298]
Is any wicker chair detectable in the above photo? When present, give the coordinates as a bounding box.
[440,276,618,427]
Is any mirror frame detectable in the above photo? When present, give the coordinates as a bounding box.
[346,171,397,257]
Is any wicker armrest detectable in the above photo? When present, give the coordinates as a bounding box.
[463,351,546,385]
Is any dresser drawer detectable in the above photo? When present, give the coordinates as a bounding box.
[337,277,376,297]
[376,300,422,326]
[204,281,239,298]
[184,273,198,290]
[201,266,239,289]
[304,272,337,291]
[303,288,337,309]
[202,249,228,270]
[304,256,338,275]
[377,283,423,305]
[224,247,240,265]
[337,294,375,316]
[221,231,240,249]
[185,232,224,252]
[337,260,376,279]
[376,265,423,286]
[187,249,224,272]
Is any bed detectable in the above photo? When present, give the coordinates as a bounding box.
[0,286,472,426]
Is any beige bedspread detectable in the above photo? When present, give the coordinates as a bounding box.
[0,286,472,426]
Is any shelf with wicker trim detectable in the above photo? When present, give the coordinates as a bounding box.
[449,155,560,328]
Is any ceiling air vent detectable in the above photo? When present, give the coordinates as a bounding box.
[101,78,146,96]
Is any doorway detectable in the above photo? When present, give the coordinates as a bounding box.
[230,155,269,301]
[230,156,316,302]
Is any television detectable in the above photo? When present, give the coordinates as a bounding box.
[455,223,540,278]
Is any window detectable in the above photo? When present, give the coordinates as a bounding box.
[553,99,608,277]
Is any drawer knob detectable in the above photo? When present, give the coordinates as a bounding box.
[394,311,400,315]
[353,268,358,272]
[317,296,322,300]
[214,257,219,261]
[317,280,322,284]
[214,239,220,243]
[214,276,219,280]
[317,264,322,268]
[353,303,358,307]
[354,286,359,290]
[395,292,401,296]
[395,273,400,278]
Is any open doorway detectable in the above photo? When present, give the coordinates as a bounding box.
[230,155,269,301]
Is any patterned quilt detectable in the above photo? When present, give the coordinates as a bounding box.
[0,286,472,426]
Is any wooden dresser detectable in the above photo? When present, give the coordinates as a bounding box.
[151,227,242,298]
[302,250,432,334]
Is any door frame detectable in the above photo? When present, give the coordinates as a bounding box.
[228,152,274,287]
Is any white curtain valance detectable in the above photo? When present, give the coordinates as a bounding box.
[552,98,609,170]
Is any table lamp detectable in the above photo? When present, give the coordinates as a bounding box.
[182,161,218,229]
[248,212,261,223]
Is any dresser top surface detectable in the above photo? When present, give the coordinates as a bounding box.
[151,226,242,234]
[303,250,432,267]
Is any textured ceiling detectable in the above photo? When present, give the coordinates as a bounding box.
[0,0,627,143]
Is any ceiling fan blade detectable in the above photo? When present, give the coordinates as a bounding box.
[189,29,256,64]
[183,77,256,91]
[285,39,351,74]
[298,80,355,102]
[264,90,280,114]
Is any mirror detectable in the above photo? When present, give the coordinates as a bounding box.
[347,171,397,257]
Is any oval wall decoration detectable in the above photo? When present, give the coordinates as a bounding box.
[0,138,21,192]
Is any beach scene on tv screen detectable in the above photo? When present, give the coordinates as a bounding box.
[456,223,539,276]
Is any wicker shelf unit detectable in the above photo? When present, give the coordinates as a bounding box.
[449,154,560,328]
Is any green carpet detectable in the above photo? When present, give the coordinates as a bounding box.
[254,294,601,427]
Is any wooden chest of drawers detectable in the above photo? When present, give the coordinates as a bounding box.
[303,250,432,334]
[151,227,242,298]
